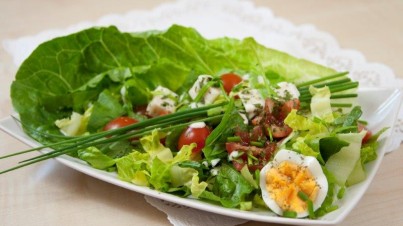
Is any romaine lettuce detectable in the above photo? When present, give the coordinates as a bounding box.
[11,25,336,143]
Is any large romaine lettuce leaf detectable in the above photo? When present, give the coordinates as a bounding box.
[11,25,337,143]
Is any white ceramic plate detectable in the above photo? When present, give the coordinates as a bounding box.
[0,87,401,225]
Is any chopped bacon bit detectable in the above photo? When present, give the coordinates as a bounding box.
[235,129,250,145]
[226,97,299,171]
[250,125,265,142]
[225,141,277,171]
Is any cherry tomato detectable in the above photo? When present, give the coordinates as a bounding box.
[278,98,300,121]
[103,116,138,131]
[220,73,243,94]
[178,126,211,154]
[270,124,293,139]
[232,160,246,171]
[358,123,372,144]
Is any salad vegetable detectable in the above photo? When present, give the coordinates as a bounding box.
[1,25,386,219]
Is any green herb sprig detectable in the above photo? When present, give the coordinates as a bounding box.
[297,72,358,107]
[0,102,227,174]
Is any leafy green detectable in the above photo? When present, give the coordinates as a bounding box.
[140,130,172,162]
[284,109,328,135]
[204,99,236,147]
[177,161,210,181]
[315,167,338,217]
[115,130,204,194]
[203,99,247,161]
[240,165,258,189]
[211,164,254,208]
[116,151,150,186]
[99,139,133,159]
[319,137,349,162]
[87,89,125,132]
[78,147,116,170]
[333,106,362,127]
[360,127,388,164]
[11,25,337,143]
[325,131,366,186]
[309,86,334,122]
[346,158,366,186]
[55,108,92,136]
[292,137,320,159]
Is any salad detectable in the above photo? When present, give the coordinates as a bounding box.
[5,25,386,219]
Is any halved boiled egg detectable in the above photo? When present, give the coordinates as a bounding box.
[259,149,328,218]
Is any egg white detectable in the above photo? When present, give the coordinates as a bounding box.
[259,149,328,218]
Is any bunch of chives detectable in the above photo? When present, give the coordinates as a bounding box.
[0,102,227,174]
[297,71,358,108]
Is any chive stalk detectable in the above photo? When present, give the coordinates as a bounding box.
[296,71,349,88]
[227,136,241,142]
[337,187,346,199]
[1,114,224,175]
[250,141,264,147]
[282,210,297,218]
[194,80,216,103]
[330,93,358,99]
[325,205,339,212]
[330,103,353,108]
[19,114,224,165]
[0,102,228,174]
[0,102,227,161]
[307,200,315,219]
[298,78,352,95]
[298,78,351,92]
[297,191,309,202]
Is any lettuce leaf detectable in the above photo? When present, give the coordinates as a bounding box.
[309,86,334,122]
[116,151,150,186]
[78,147,116,170]
[140,130,173,162]
[55,107,92,136]
[319,137,349,162]
[11,25,337,143]
[284,109,328,135]
[292,137,320,159]
[325,131,366,186]
[115,130,203,194]
[87,89,125,132]
[211,164,254,208]
[361,127,388,164]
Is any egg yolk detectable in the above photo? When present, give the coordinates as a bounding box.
[265,161,319,213]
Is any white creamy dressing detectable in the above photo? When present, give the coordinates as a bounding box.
[189,122,206,129]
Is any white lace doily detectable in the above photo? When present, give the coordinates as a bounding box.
[3,0,403,225]
[145,196,248,226]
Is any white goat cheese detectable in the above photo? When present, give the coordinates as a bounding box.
[275,82,300,99]
[146,86,178,117]
[239,113,248,125]
[188,75,220,104]
[238,88,265,119]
